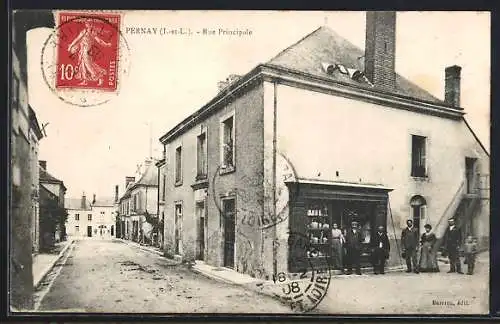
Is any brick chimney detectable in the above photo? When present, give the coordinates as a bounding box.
[81,192,86,210]
[115,185,119,202]
[39,160,47,170]
[444,65,461,107]
[125,176,135,188]
[364,11,396,90]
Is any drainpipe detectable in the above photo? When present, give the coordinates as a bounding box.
[272,81,278,277]
[156,165,160,247]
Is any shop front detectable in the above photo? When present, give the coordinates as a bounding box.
[287,180,393,273]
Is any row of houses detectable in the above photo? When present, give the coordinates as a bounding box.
[117,12,489,279]
[10,11,69,310]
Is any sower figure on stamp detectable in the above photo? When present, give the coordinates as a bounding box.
[444,218,463,274]
[371,225,390,275]
[401,219,419,273]
[345,221,363,275]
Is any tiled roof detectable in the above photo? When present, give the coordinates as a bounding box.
[39,166,63,183]
[92,197,116,207]
[64,197,91,210]
[133,161,158,187]
[267,26,442,104]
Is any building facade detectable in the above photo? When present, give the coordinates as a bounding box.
[28,106,44,254]
[158,12,489,279]
[65,193,117,239]
[118,158,159,244]
[39,160,67,250]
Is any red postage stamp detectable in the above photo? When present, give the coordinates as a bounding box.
[55,12,121,91]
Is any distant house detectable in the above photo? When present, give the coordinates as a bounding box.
[39,160,67,251]
[65,193,116,238]
[118,158,159,245]
[158,12,489,278]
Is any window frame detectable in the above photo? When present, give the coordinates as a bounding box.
[175,145,183,186]
[219,111,236,175]
[411,134,427,178]
[75,213,80,221]
[196,131,208,180]
[88,214,92,221]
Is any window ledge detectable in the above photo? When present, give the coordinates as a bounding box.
[411,176,429,182]
[174,180,183,187]
[219,165,235,175]
[192,178,209,190]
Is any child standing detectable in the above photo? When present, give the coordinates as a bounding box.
[463,235,478,275]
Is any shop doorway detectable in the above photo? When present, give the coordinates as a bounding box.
[222,198,236,268]
[87,225,92,237]
[196,201,206,260]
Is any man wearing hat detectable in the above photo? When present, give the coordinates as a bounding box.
[401,219,419,273]
[444,218,463,274]
[371,225,391,274]
[344,220,364,275]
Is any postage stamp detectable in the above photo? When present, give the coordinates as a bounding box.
[40,11,130,107]
[55,12,120,91]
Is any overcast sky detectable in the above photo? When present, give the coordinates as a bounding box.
[26,11,490,199]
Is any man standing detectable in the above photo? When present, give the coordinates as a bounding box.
[444,218,463,274]
[371,225,390,274]
[345,220,364,275]
[401,219,419,273]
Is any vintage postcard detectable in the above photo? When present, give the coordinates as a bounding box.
[10,10,490,315]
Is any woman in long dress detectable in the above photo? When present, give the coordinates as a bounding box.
[331,223,345,271]
[418,224,440,272]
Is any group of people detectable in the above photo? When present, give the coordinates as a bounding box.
[330,218,478,275]
[402,218,478,275]
[330,220,390,275]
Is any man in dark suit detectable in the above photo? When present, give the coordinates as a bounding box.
[345,220,364,275]
[444,218,463,274]
[401,219,419,273]
[371,225,390,274]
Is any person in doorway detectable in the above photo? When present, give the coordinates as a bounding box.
[331,223,345,271]
[418,224,439,272]
[401,219,419,273]
[371,225,390,274]
[444,218,463,274]
[463,235,478,275]
[345,221,363,275]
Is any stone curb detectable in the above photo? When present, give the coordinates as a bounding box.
[115,238,165,257]
[34,239,74,289]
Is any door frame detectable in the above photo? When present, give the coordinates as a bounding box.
[87,225,92,237]
[195,200,207,261]
[221,196,237,269]
[174,201,183,255]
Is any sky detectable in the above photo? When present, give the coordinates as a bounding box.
[26,11,490,199]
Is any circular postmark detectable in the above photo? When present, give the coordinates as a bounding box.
[40,11,131,107]
[271,232,332,313]
[211,151,299,229]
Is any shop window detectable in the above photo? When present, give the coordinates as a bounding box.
[410,195,427,236]
[175,145,182,185]
[197,132,207,179]
[411,135,427,177]
[220,114,235,172]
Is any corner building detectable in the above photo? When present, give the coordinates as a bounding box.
[159,12,489,279]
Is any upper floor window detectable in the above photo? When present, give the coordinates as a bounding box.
[411,135,427,177]
[162,174,166,200]
[88,214,92,221]
[175,145,183,185]
[197,132,208,179]
[75,213,80,221]
[221,114,235,171]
